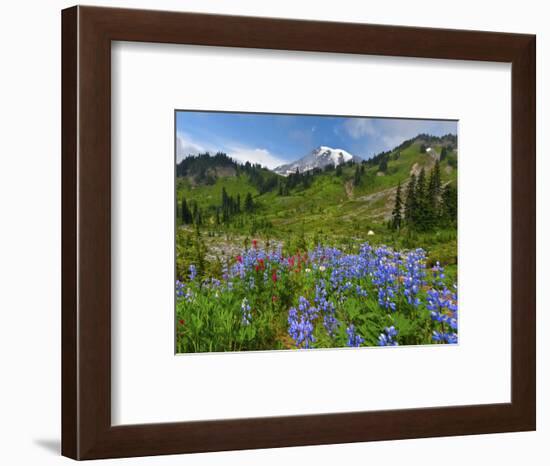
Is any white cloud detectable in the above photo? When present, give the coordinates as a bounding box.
[176,132,206,162]
[176,131,286,169]
[226,146,286,169]
[342,118,376,139]
[341,117,457,158]
[381,134,409,150]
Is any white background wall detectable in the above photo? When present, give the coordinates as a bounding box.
[0,0,546,464]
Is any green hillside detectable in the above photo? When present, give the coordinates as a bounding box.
[176,134,458,281]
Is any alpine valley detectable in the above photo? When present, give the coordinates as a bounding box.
[175,133,458,282]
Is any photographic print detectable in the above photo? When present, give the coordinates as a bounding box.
[175,111,458,353]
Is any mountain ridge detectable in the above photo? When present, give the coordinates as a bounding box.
[176,133,457,227]
[273,146,363,176]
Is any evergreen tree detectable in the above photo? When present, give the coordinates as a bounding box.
[221,187,230,223]
[180,197,193,224]
[379,158,388,173]
[391,181,403,230]
[440,146,448,162]
[435,160,442,188]
[404,174,417,226]
[353,165,362,186]
[426,161,441,229]
[191,202,200,225]
[414,168,429,230]
[335,164,343,176]
[244,192,254,212]
[441,184,458,225]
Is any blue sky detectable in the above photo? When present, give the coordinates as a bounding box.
[176,111,457,169]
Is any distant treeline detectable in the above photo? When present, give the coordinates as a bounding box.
[176,133,458,201]
[365,133,457,174]
[180,188,255,227]
[176,152,280,193]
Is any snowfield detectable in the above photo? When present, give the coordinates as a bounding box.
[274,146,361,175]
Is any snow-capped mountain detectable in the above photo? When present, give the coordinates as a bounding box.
[274,146,362,176]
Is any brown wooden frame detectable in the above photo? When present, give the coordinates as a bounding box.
[62,5,536,460]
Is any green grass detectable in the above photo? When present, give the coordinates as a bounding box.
[176,140,458,280]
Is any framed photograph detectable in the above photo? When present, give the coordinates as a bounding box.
[173,110,459,354]
[62,6,536,460]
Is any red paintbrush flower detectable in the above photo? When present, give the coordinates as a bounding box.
[252,239,258,249]
[236,255,242,263]
[272,270,277,283]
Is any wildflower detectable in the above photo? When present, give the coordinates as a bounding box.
[288,296,317,349]
[346,324,365,347]
[236,255,243,263]
[319,265,326,272]
[431,261,446,287]
[314,279,339,336]
[272,270,278,283]
[188,264,197,281]
[432,331,457,344]
[252,239,258,249]
[372,247,399,311]
[241,297,252,325]
[378,326,399,346]
[305,268,311,273]
[183,288,194,302]
[428,286,458,344]
[175,280,185,298]
[255,258,265,272]
[403,249,426,307]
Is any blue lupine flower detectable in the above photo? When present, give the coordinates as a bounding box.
[432,331,457,344]
[288,296,317,348]
[428,286,458,344]
[241,297,252,325]
[175,280,185,298]
[378,326,399,346]
[372,248,399,311]
[431,261,446,287]
[403,249,426,307]
[177,241,458,350]
[346,324,365,347]
[188,264,197,281]
[314,279,339,336]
